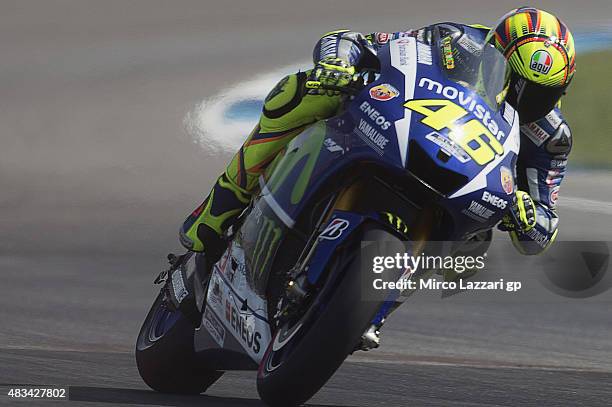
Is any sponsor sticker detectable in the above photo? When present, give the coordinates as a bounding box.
[425,132,470,163]
[171,269,188,303]
[359,101,392,130]
[525,227,552,248]
[397,41,413,66]
[442,36,455,69]
[225,299,262,354]
[549,186,559,208]
[209,275,223,305]
[481,190,508,209]
[530,50,553,75]
[324,137,344,153]
[546,169,561,186]
[502,102,516,126]
[203,307,226,347]
[551,159,567,168]
[376,32,390,44]
[545,110,563,129]
[355,118,389,155]
[523,122,550,146]
[500,166,514,195]
[369,83,400,102]
[397,31,416,38]
[416,42,432,65]
[462,200,495,223]
[457,35,482,55]
[320,218,350,240]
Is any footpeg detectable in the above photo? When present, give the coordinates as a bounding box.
[358,324,381,351]
[154,253,185,285]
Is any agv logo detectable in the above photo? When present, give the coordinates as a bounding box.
[530,50,553,75]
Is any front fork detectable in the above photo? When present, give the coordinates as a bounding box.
[281,179,437,350]
[359,206,437,350]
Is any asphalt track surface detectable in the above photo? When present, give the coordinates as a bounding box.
[1,1,612,406]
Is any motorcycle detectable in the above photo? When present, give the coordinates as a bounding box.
[136,24,520,406]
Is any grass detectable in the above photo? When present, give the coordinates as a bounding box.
[560,51,612,168]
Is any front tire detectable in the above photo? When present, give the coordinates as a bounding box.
[135,292,223,394]
[257,228,404,406]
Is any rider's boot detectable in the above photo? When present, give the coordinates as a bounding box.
[179,172,251,255]
[180,70,343,255]
[165,173,250,325]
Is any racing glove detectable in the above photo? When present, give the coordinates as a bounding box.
[306,57,356,96]
[498,190,537,232]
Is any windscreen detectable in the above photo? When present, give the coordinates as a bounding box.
[434,24,510,109]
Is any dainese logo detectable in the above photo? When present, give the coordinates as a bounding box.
[530,50,553,75]
[369,84,400,102]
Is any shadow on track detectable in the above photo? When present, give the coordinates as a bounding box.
[68,386,349,407]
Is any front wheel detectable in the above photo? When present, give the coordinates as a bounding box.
[135,292,223,394]
[257,227,404,406]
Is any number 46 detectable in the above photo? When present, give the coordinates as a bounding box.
[404,99,504,165]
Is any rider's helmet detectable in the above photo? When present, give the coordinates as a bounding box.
[486,7,576,123]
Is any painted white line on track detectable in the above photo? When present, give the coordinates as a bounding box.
[186,62,310,153]
[560,196,612,215]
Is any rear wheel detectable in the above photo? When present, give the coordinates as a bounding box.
[257,227,404,406]
[135,292,223,394]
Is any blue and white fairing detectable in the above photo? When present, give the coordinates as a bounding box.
[344,33,521,238]
[255,28,520,241]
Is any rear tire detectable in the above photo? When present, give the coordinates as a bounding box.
[257,228,404,406]
[135,292,223,394]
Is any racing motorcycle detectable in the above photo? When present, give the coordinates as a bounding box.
[136,24,520,406]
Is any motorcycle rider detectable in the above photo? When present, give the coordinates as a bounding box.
[170,7,575,335]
